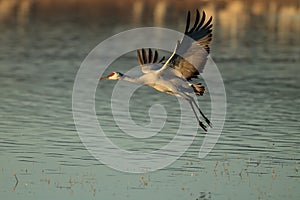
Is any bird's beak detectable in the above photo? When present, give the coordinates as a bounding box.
[99,75,109,80]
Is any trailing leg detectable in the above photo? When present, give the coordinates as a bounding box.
[186,98,207,132]
[187,94,212,127]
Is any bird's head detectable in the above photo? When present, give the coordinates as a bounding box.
[99,72,124,80]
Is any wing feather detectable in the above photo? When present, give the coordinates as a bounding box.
[158,56,165,63]
[185,11,191,33]
[148,49,153,63]
[137,50,144,65]
[142,48,148,64]
[189,9,200,33]
[163,10,213,80]
[153,50,158,63]
[196,11,206,31]
[136,49,165,73]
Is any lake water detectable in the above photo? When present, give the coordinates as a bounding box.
[0,0,299,199]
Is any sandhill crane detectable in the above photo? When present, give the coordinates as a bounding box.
[99,10,213,131]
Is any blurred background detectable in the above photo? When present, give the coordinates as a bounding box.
[0,0,299,200]
[0,0,299,61]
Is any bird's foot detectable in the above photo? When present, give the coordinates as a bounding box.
[205,118,212,128]
[199,121,207,132]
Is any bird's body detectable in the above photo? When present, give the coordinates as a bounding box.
[137,67,193,96]
[100,10,213,131]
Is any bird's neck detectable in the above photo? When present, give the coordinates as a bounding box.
[120,75,141,84]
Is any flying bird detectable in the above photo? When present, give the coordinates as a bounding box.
[99,10,213,131]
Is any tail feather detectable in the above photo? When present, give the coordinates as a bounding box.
[191,83,205,96]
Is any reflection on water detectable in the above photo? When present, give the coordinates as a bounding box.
[0,0,299,200]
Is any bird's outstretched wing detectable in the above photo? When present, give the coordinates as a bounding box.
[136,48,165,73]
[163,10,213,81]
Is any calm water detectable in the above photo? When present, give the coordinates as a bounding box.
[0,0,300,199]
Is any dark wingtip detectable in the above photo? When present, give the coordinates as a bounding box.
[199,121,207,132]
[158,56,165,63]
[189,9,200,33]
[153,50,158,63]
[202,16,213,30]
[148,48,153,63]
[137,49,143,65]
[185,11,191,33]
[141,48,147,64]
[196,11,206,31]
[196,9,200,17]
